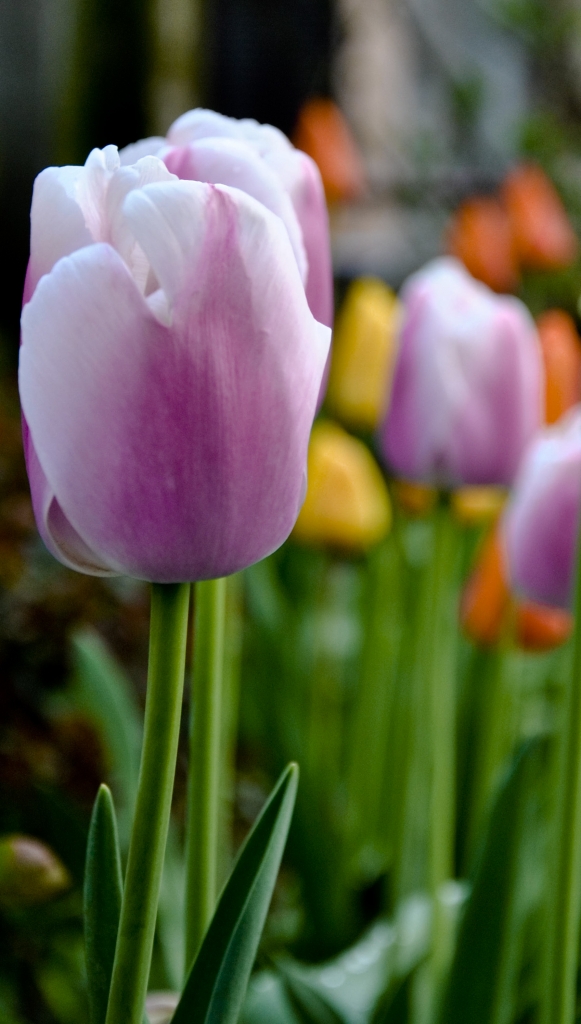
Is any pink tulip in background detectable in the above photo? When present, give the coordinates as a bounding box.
[120,108,334,329]
[20,140,331,582]
[504,407,581,608]
[380,257,544,486]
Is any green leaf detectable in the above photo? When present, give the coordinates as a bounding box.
[371,973,412,1024]
[84,784,123,1024]
[277,962,348,1024]
[437,738,542,1024]
[172,763,299,1024]
[71,628,142,837]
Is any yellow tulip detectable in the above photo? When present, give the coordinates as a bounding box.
[293,421,391,551]
[327,278,401,431]
[451,486,507,526]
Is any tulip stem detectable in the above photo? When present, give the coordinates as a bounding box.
[426,501,461,998]
[105,583,190,1024]
[541,514,581,1024]
[184,577,227,975]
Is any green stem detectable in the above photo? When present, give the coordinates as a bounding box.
[184,577,227,974]
[427,503,461,987]
[541,517,581,1024]
[105,583,190,1024]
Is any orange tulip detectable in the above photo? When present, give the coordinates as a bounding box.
[502,164,578,270]
[460,526,510,646]
[536,309,581,424]
[447,196,519,292]
[293,98,366,204]
[515,601,572,651]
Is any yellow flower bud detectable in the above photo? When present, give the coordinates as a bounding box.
[293,421,391,551]
[327,278,401,431]
[0,834,71,908]
[451,486,507,526]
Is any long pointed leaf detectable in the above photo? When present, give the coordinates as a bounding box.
[84,784,123,1024]
[437,738,542,1024]
[277,964,348,1024]
[72,628,142,837]
[172,763,299,1024]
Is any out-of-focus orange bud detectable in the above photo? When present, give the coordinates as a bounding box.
[447,197,520,292]
[293,98,366,204]
[451,486,507,526]
[502,164,578,270]
[0,835,71,908]
[391,480,437,516]
[461,526,510,646]
[515,601,572,651]
[293,420,391,551]
[536,309,581,424]
[327,278,401,431]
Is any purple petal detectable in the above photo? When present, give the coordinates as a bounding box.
[504,408,581,608]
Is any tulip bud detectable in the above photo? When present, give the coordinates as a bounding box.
[536,310,581,425]
[504,407,581,608]
[460,525,510,646]
[447,196,519,293]
[292,420,391,551]
[451,486,506,527]
[292,98,366,205]
[515,601,572,651]
[21,129,331,581]
[381,258,544,486]
[326,278,401,431]
[502,164,578,271]
[0,835,71,908]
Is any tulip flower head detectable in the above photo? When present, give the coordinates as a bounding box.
[381,258,544,486]
[447,196,519,293]
[327,278,401,432]
[502,164,578,271]
[504,407,581,609]
[292,98,366,206]
[20,139,331,582]
[292,420,391,551]
[536,309,581,425]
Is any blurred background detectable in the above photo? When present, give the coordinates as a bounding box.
[3,1,581,1022]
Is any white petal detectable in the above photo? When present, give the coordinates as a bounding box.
[28,166,93,293]
[166,138,307,282]
[122,179,211,307]
[119,137,167,165]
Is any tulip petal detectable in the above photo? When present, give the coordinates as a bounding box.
[292,152,333,328]
[166,109,332,326]
[163,139,307,283]
[28,166,93,295]
[118,137,167,165]
[20,182,330,581]
[22,418,114,574]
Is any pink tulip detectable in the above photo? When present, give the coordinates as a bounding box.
[20,144,331,582]
[380,258,544,486]
[504,407,581,608]
[119,108,334,329]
